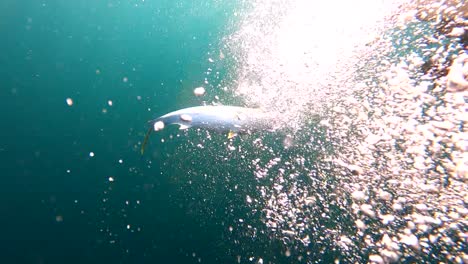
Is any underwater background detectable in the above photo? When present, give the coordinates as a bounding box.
[1,0,467,263]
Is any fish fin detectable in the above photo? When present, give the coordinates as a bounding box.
[140,126,153,155]
[228,131,237,139]
[179,124,191,130]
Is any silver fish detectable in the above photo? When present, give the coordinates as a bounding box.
[141,105,274,154]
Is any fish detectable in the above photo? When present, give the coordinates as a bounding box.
[141,105,275,154]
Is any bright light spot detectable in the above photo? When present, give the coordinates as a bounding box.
[154,121,165,131]
[108,176,114,182]
[107,100,113,106]
[118,159,123,164]
[233,0,400,128]
[193,87,205,96]
[66,98,73,106]
[123,77,128,82]
[89,152,95,157]
[180,114,192,122]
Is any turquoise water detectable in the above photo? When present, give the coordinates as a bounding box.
[2,0,465,263]
[0,0,250,262]
[0,1,338,262]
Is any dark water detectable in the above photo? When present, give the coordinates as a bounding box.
[0,0,255,263]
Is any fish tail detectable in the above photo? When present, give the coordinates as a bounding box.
[140,126,153,155]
